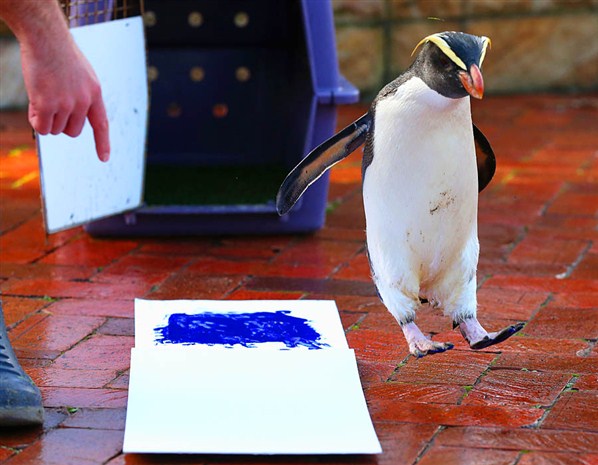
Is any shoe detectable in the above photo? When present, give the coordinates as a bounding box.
[0,303,44,426]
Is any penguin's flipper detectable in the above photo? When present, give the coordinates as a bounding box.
[276,113,372,215]
[473,124,496,192]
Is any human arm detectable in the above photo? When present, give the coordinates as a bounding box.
[0,0,110,161]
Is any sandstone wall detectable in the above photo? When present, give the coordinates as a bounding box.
[334,0,598,99]
[1,1,596,109]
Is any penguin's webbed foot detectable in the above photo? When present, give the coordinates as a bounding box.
[469,322,525,350]
[411,339,454,358]
[456,318,524,350]
[401,321,454,358]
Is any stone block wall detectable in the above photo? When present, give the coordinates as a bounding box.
[333,0,598,99]
[1,1,597,109]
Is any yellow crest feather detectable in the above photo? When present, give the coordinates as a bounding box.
[480,36,491,66]
[411,33,467,70]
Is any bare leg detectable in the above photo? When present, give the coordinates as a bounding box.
[374,279,452,358]
[456,317,524,350]
[445,272,524,350]
[401,321,454,358]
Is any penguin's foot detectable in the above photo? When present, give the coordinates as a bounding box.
[401,321,454,358]
[410,339,454,358]
[456,318,524,350]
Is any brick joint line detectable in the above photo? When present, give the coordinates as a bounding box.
[537,181,569,217]
[555,239,593,280]
[526,374,580,430]
[457,353,502,406]
[385,352,413,383]
[412,424,447,465]
[502,224,529,263]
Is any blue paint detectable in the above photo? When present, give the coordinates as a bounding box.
[154,311,328,350]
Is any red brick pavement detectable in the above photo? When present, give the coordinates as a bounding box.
[1,94,597,465]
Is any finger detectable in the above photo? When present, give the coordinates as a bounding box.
[87,97,110,162]
[63,111,87,138]
[50,110,71,135]
[28,103,53,135]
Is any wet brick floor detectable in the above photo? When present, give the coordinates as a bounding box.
[0,94,597,464]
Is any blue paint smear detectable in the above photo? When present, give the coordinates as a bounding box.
[154,311,329,350]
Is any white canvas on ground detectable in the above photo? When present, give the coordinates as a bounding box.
[37,17,147,233]
[123,348,382,455]
[124,299,382,455]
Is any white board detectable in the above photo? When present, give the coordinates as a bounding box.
[123,299,382,455]
[37,17,147,233]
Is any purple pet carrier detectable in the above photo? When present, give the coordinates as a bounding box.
[84,0,358,236]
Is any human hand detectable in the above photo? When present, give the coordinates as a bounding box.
[20,36,111,162]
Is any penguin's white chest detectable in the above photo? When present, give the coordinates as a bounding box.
[363,77,479,294]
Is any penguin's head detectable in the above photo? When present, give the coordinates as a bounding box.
[412,31,491,100]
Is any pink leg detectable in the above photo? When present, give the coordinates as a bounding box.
[457,317,525,350]
[401,322,454,358]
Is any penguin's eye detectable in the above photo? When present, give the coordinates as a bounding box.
[437,53,453,70]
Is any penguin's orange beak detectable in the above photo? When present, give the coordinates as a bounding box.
[459,64,484,99]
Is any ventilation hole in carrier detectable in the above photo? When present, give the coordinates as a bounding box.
[212,104,229,119]
[148,66,159,82]
[167,103,182,118]
[235,66,251,82]
[188,11,203,28]
[234,12,249,28]
[190,66,205,82]
[143,11,156,27]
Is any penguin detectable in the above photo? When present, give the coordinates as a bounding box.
[276,31,524,357]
